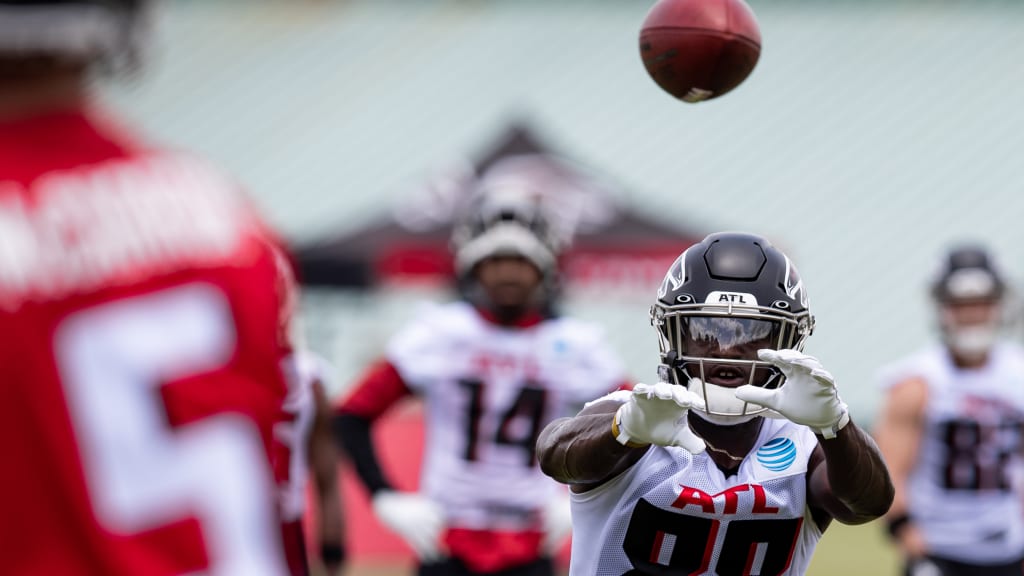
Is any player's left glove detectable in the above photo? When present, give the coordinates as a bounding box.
[735,349,850,439]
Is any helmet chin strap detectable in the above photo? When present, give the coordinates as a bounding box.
[685,377,763,425]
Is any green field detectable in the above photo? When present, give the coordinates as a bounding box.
[337,521,903,576]
[808,519,901,576]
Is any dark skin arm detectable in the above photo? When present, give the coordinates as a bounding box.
[806,419,895,531]
[309,380,345,574]
[538,397,894,530]
[537,399,649,493]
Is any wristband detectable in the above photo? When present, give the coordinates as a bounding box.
[886,514,911,540]
[611,408,648,448]
[818,409,850,440]
[320,542,346,567]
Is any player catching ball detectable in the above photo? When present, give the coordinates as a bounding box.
[537,232,894,576]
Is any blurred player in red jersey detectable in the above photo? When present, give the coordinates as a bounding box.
[0,1,302,574]
[334,184,631,576]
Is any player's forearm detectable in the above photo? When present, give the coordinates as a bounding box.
[316,488,344,544]
[872,409,921,522]
[537,411,646,486]
[818,421,895,524]
[312,441,344,545]
[333,412,394,495]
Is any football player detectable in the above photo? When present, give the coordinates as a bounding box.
[334,187,630,576]
[874,245,1024,576]
[537,231,894,576]
[0,2,295,574]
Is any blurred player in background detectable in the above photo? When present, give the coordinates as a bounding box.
[334,185,630,576]
[277,348,346,576]
[537,232,894,575]
[274,256,346,576]
[874,244,1024,576]
[0,1,298,574]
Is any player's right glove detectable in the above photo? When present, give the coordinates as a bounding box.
[371,490,446,562]
[612,382,707,453]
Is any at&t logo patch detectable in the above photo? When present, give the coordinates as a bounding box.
[756,437,797,472]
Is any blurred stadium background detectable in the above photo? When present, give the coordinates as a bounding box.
[104,0,1024,574]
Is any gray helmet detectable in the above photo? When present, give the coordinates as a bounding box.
[450,187,562,280]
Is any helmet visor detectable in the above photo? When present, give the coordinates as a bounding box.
[679,316,782,358]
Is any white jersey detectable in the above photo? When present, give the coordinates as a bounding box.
[570,404,822,576]
[276,350,329,522]
[387,300,627,531]
[878,342,1024,564]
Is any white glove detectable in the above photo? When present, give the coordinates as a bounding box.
[541,490,573,554]
[735,349,850,439]
[613,382,707,453]
[371,491,445,562]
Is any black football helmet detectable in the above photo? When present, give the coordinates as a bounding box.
[929,244,1007,360]
[930,244,1005,303]
[0,0,151,71]
[651,232,815,423]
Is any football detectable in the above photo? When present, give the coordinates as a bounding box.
[639,0,762,103]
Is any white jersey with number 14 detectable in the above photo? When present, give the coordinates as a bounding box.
[387,300,627,531]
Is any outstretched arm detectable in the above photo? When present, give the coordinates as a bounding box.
[736,350,894,529]
[807,420,894,527]
[537,399,648,493]
[538,383,706,493]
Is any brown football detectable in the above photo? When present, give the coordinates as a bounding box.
[639,0,762,103]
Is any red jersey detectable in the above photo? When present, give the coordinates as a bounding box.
[0,108,292,576]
